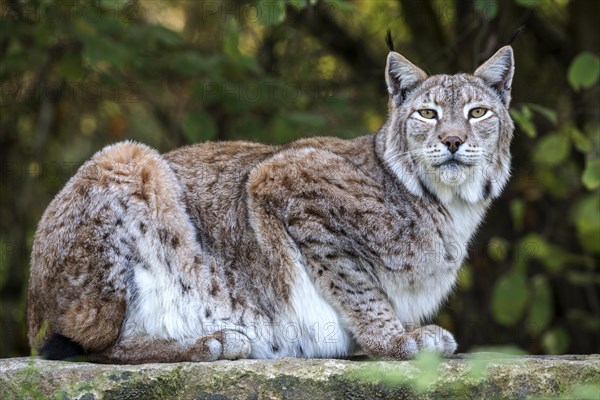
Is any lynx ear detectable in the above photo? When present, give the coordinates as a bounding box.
[385,52,428,106]
[474,46,515,106]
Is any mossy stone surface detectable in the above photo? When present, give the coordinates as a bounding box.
[0,354,598,399]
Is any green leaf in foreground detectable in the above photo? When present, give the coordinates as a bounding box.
[466,346,525,380]
[412,352,442,392]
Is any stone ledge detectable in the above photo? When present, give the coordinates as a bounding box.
[0,354,598,399]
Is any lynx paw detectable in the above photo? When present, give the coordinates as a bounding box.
[215,329,252,360]
[407,324,457,356]
[364,324,457,360]
[190,330,251,361]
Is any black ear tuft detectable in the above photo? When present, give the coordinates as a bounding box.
[507,25,525,45]
[385,29,395,52]
[39,334,86,360]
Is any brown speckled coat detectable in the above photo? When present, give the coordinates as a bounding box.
[28,46,515,363]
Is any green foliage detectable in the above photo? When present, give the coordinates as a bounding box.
[488,45,599,352]
[475,0,498,20]
[568,52,600,90]
[533,131,571,166]
[542,327,570,355]
[492,270,528,326]
[568,384,600,400]
[257,0,287,25]
[510,105,537,137]
[582,159,600,190]
[526,275,553,334]
[571,193,600,253]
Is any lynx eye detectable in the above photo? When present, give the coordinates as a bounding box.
[418,109,437,119]
[469,107,488,119]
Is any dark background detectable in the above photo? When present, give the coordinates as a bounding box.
[1,0,598,357]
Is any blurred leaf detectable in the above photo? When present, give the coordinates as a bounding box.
[147,25,184,47]
[533,132,571,166]
[457,264,473,290]
[257,0,286,25]
[182,111,217,143]
[466,347,525,380]
[352,364,410,387]
[566,271,600,285]
[536,160,579,199]
[541,327,569,354]
[581,158,600,190]
[517,233,575,272]
[570,193,600,253]
[568,384,600,400]
[224,19,241,58]
[475,0,498,20]
[515,0,543,7]
[488,237,510,262]
[510,199,525,232]
[526,275,552,334]
[569,125,594,153]
[311,0,356,12]
[525,103,558,126]
[491,271,528,326]
[59,54,83,80]
[80,33,131,69]
[510,106,536,138]
[169,52,211,76]
[516,233,550,264]
[568,52,600,90]
[412,352,442,392]
[99,0,124,11]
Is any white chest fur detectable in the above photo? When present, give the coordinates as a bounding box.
[382,199,486,325]
[445,198,487,247]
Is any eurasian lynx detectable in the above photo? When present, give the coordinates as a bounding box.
[28,46,514,363]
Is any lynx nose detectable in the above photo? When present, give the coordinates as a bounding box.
[443,136,463,154]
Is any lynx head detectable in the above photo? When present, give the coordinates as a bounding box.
[383,46,514,204]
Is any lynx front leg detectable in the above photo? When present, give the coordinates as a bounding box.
[91,329,251,364]
[302,251,456,359]
[247,148,457,359]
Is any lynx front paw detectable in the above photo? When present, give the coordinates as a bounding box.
[363,324,457,360]
[406,324,457,356]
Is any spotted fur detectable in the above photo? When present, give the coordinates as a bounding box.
[28,47,514,363]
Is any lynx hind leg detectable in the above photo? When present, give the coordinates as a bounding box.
[29,141,198,358]
[93,330,251,364]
